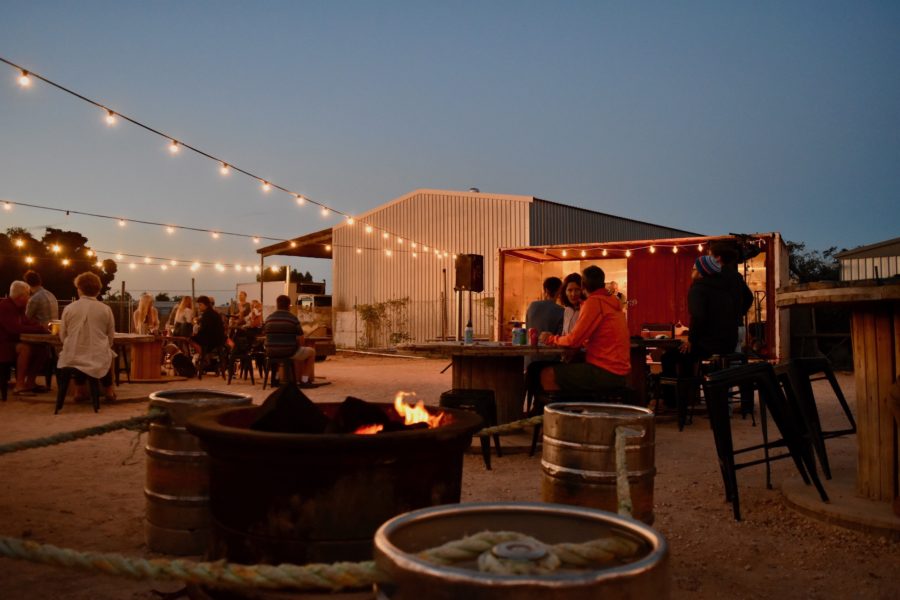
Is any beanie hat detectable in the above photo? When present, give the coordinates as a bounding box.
[695,255,722,277]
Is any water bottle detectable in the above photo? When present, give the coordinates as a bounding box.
[464,321,474,345]
[512,323,525,345]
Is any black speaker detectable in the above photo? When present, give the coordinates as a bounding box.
[454,254,484,292]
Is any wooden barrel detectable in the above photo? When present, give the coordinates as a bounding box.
[541,403,656,524]
[374,502,669,599]
[145,389,252,555]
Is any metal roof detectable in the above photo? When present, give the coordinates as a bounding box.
[257,227,332,258]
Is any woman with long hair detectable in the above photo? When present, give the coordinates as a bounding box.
[133,293,159,335]
[559,272,585,335]
[171,296,194,337]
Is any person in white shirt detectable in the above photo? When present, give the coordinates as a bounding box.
[559,272,584,335]
[58,272,117,402]
[170,296,194,337]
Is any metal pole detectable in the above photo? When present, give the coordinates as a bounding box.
[441,268,447,340]
[191,278,196,312]
[354,295,358,350]
[121,281,126,332]
[259,255,265,309]
[457,289,463,341]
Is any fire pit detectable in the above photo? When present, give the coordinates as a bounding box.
[186,396,483,565]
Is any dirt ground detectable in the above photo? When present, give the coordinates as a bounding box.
[0,353,898,599]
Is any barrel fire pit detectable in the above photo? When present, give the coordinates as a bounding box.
[186,398,483,566]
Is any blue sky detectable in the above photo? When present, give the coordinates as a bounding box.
[2,1,898,298]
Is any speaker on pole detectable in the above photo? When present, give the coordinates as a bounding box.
[454,254,484,293]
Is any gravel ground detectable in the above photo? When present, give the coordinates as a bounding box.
[0,353,897,599]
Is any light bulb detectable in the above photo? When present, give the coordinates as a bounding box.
[191,262,200,271]
[118,219,126,227]
[253,237,260,244]
[169,260,176,266]
[412,252,417,258]
[385,249,392,257]
[212,232,220,239]
[581,250,586,257]
[261,181,271,192]
[295,195,305,205]
[3,202,11,211]
[365,225,373,234]
[129,263,136,270]
[649,246,656,254]
[115,253,123,260]
[561,250,568,257]
[86,249,93,256]
[625,250,632,258]
[143,257,151,264]
[325,245,332,251]
[673,246,679,253]
[62,259,70,266]
[697,244,703,251]
[320,206,329,217]
[217,263,225,271]
[18,71,30,87]
[423,246,429,252]
[105,110,116,126]
[51,244,61,253]
[356,248,362,254]
[602,249,608,257]
[25,256,34,264]
[166,226,175,234]
[382,232,389,239]
[254,266,260,273]
[289,241,297,248]
[95,260,103,268]
[411,242,417,249]
[220,163,230,175]
[15,239,24,247]
[161,264,168,271]
[397,238,404,245]
[270,265,279,273]
[235,265,242,271]
[346,216,355,225]
[169,140,179,154]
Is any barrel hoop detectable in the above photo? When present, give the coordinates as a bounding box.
[144,488,208,504]
[542,437,655,452]
[145,446,207,459]
[541,460,657,480]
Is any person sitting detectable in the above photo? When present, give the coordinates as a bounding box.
[559,273,584,335]
[0,280,50,395]
[247,299,263,331]
[57,272,117,402]
[263,294,317,387]
[229,290,251,329]
[538,266,631,394]
[133,293,160,335]
[170,296,194,338]
[526,276,564,335]
[190,295,226,364]
[24,270,59,326]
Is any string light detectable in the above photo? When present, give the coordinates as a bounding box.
[143,257,151,263]
[212,232,220,239]
[3,202,11,210]
[561,250,568,257]
[672,246,679,253]
[625,250,632,258]
[166,226,175,234]
[580,250,586,257]
[412,252,417,258]
[234,264,242,271]
[356,248,362,254]
[385,249,392,257]
[169,260,176,266]
[95,260,103,267]
[382,232,389,239]
[270,265,279,273]
[649,246,656,254]
[51,244,61,253]
[602,249,608,257]
[411,242,417,249]
[0,57,450,257]
[115,253,123,260]
[325,245,332,251]
[15,239,24,248]
[365,225,373,234]
[160,264,168,271]
[61,258,70,266]
[261,181,271,192]
[129,263,136,270]
[289,241,297,248]
[118,218,126,227]
[25,256,34,264]
[253,237,260,244]
[397,238,403,245]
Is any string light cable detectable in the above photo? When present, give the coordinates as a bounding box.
[1,56,453,257]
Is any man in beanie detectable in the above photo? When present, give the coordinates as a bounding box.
[659,254,742,408]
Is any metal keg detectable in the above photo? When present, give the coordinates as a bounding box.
[541,403,656,524]
[145,389,252,555]
[373,502,669,600]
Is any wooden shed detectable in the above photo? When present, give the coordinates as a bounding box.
[498,232,790,361]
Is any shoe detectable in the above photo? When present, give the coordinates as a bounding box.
[12,388,37,396]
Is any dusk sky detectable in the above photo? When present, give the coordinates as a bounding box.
[2,1,898,299]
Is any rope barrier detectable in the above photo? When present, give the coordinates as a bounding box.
[0,409,165,456]
[615,425,634,518]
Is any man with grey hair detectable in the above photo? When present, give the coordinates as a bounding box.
[0,280,49,395]
[24,270,59,326]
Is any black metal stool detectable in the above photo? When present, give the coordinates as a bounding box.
[55,367,100,414]
[660,352,752,431]
[439,389,500,470]
[0,362,12,401]
[702,361,828,520]
[262,356,296,389]
[774,358,855,480]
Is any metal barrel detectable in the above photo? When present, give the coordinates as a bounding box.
[541,403,656,525]
[145,389,252,555]
[374,502,669,600]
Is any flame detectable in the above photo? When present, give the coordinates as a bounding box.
[394,392,444,428]
[354,424,384,435]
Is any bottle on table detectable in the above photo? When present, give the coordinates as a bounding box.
[464,320,474,345]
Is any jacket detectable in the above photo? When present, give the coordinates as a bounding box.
[688,274,741,357]
[0,297,48,363]
[546,290,631,376]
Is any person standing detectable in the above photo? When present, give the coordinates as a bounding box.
[23,270,59,326]
[526,276,564,335]
[539,266,631,393]
[133,294,160,335]
[190,296,226,356]
[263,295,317,387]
[57,272,117,402]
[0,281,49,395]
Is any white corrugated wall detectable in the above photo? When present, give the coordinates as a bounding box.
[332,190,532,346]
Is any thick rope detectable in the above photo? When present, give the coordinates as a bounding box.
[0,536,387,591]
[615,425,634,518]
[475,415,542,437]
[0,409,165,456]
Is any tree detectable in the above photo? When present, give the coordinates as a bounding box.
[786,241,843,283]
[2,227,118,298]
[155,292,171,302]
[256,267,314,283]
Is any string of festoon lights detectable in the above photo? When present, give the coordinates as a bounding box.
[1,56,456,259]
[547,243,707,258]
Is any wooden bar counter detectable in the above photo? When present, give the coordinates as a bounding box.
[777,280,900,517]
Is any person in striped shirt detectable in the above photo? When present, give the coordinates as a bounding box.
[263,294,316,386]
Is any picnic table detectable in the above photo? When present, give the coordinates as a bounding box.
[21,332,167,382]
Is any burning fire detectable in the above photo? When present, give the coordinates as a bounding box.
[394,392,445,428]
[352,392,445,435]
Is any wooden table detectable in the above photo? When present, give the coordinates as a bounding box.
[778,281,900,515]
[398,342,564,423]
[21,332,164,382]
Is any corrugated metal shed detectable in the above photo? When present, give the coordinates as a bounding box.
[835,237,900,281]
[329,188,696,347]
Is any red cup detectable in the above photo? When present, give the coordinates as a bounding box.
[528,327,538,347]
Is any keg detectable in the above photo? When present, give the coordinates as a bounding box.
[541,403,656,524]
[374,502,669,600]
[145,389,252,555]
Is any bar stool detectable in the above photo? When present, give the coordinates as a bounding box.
[55,367,100,414]
[659,352,752,431]
[262,356,296,390]
[774,358,855,480]
[702,361,828,520]
[0,362,12,401]
[439,389,500,470]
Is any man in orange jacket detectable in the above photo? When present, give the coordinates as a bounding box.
[539,265,631,392]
